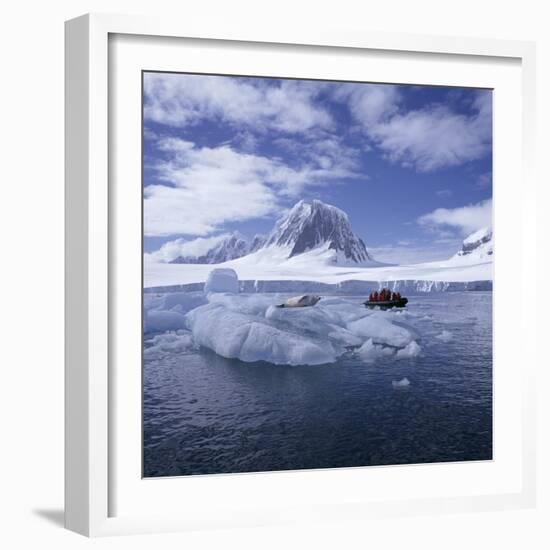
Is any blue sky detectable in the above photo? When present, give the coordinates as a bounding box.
[143,72,492,264]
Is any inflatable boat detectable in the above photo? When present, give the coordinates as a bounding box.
[364,297,408,310]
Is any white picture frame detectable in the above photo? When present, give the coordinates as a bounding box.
[65,13,537,537]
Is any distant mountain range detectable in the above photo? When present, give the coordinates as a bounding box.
[169,199,493,266]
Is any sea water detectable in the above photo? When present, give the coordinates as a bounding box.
[143,292,492,477]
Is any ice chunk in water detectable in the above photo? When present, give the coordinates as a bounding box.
[144,330,196,359]
[436,330,453,342]
[347,312,415,348]
[204,268,239,294]
[145,310,187,332]
[186,303,340,366]
[357,338,395,363]
[396,340,421,359]
[392,377,411,388]
[144,291,208,333]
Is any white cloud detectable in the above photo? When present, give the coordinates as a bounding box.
[273,135,360,178]
[145,141,278,236]
[144,138,359,236]
[334,83,401,129]
[146,234,230,263]
[144,74,333,134]
[335,86,492,172]
[417,198,492,236]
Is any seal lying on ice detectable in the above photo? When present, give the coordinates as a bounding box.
[277,295,322,308]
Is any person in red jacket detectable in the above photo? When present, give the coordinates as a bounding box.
[373,290,379,301]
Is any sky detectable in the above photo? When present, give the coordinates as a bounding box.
[143,72,492,264]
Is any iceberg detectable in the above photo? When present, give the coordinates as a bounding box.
[204,268,239,294]
[186,303,339,366]
[146,269,428,366]
[184,294,422,365]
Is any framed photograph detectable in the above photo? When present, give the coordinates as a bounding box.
[65,13,537,536]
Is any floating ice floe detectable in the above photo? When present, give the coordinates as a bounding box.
[144,291,207,332]
[435,330,453,343]
[392,377,411,389]
[144,269,428,366]
[347,312,416,348]
[186,303,340,366]
[144,330,196,360]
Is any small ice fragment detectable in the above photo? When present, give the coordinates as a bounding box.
[392,377,410,389]
[436,330,453,343]
[204,268,239,294]
[144,330,196,359]
[347,313,415,348]
[357,338,394,363]
[396,340,421,359]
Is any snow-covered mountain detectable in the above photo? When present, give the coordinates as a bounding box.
[449,227,493,264]
[171,233,249,264]
[262,200,373,264]
[170,200,374,265]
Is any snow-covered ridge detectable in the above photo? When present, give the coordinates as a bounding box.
[171,232,250,264]
[451,227,493,264]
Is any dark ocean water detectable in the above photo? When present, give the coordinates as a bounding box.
[143,292,492,477]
